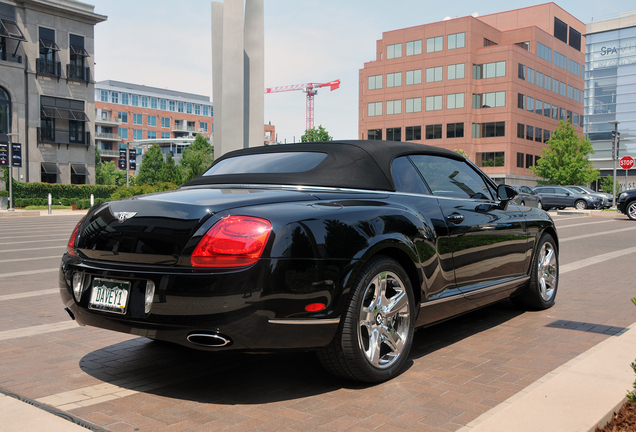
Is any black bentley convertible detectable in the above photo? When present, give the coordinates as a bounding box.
[60,140,559,382]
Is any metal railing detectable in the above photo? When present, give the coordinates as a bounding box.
[96,115,122,124]
[0,52,22,64]
[98,149,119,157]
[66,64,91,82]
[96,132,122,140]
[36,59,62,77]
[38,127,90,145]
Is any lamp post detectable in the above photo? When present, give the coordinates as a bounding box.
[608,121,619,208]
[6,132,18,212]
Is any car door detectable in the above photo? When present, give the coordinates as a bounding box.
[409,155,529,295]
[537,187,555,206]
[391,156,458,302]
[554,187,574,206]
[521,186,539,206]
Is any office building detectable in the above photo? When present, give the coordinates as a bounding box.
[359,3,585,185]
[0,0,105,185]
[585,11,636,191]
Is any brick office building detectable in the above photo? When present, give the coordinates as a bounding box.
[359,3,585,185]
[95,80,276,171]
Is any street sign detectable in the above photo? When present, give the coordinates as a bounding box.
[0,143,7,167]
[129,149,136,170]
[11,143,21,168]
[620,156,635,170]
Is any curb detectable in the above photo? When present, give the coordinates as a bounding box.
[556,209,622,219]
[0,209,41,217]
[0,209,88,217]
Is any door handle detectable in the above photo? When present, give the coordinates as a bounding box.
[447,213,464,224]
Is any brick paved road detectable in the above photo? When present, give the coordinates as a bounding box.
[1,213,635,431]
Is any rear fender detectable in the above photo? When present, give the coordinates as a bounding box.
[335,236,423,318]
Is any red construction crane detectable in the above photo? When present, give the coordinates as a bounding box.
[265,79,340,131]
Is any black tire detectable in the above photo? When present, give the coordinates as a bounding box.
[317,256,415,382]
[511,233,558,310]
[627,201,636,221]
[543,206,551,211]
[574,200,587,210]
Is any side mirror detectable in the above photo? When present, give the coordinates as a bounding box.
[497,184,517,201]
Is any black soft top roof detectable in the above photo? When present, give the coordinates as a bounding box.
[184,140,463,191]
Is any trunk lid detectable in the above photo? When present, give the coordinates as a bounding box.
[76,187,317,265]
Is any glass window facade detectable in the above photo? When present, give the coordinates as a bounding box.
[585,24,636,170]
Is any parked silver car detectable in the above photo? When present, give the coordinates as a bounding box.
[566,186,612,209]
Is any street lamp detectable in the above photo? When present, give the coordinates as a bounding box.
[608,121,619,208]
[6,132,18,212]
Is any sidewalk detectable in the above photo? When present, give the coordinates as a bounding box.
[1,322,634,432]
[0,208,88,217]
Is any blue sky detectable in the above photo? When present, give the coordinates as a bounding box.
[90,0,628,144]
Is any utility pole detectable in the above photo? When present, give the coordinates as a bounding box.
[609,121,620,208]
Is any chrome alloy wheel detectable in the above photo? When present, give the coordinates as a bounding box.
[358,271,411,369]
[537,242,557,301]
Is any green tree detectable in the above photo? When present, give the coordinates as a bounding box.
[159,154,182,184]
[136,144,164,185]
[96,160,118,185]
[301,125,332,142]
[94,149,104,184]
[454,149,468,159]
[531,120,600,185]
[180,135,213,183]
[600,175,622,197]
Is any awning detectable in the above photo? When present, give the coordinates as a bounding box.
[0,19,25,41]
[70,45,89,57]
[39,39,59,51]
[41,162,58,174]
[41,107,89,122]
[71,164,88,175]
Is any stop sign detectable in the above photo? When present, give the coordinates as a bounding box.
[620,156,635,170]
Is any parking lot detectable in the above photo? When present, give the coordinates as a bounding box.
[1,211,636,432]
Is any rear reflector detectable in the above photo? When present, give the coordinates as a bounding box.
[305,303,326,312]
[191,215,272,268]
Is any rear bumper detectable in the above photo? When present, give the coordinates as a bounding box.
[59,255,345,351]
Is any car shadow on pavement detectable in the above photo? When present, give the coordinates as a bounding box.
[78,299,524,405]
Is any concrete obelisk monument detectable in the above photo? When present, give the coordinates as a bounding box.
[211,0,264,157]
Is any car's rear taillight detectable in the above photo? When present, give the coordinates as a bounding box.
[191,215,272,268]
[67,220,82,257]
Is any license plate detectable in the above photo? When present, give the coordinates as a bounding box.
[89,278,130,314]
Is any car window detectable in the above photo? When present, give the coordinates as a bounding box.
[521,186,532,194]
[409,155,494,200]
[539,188,554,193]
[391,156,429,195]
[556,188,569,194]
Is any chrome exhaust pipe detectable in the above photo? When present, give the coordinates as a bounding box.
[187,333,232,347]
